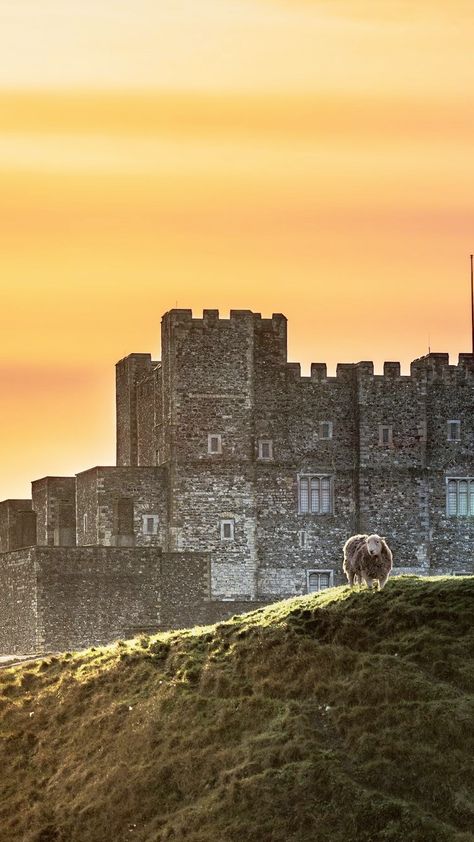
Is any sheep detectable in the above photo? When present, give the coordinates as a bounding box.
[343,533,393,590]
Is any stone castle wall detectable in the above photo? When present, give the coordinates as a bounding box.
[0,548,39,654]
[76,466,168,549]
[1,307,473,655]
[32,477,76,547]
[124,310,473,598]
[0,542,268,655]
[0,547,212,654]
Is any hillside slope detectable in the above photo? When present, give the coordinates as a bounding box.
[0,577,473,842]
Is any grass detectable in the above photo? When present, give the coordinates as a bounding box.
[0,576,473,842]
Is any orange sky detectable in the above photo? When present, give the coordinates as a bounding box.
[1,0,473,499]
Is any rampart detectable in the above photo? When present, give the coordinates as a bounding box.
[0,545,268,655]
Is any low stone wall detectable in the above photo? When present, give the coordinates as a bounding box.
[36,547,163,652]
[0,549,39,654]
[0,547,212,655]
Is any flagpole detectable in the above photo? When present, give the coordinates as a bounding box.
[471,254,474,354]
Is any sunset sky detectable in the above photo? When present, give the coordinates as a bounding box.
[1,0,473,499]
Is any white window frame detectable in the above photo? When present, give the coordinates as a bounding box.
[446,477,474,517]
[307,570,333,593]
[142,514,159,535]
[379,425,393,447]
[220,519,235,541]
[319,421,333,440]
[447,420,461,442]
[208,434,222,454]
[298,474,334,515]
[83,513,88,534]
[258,439,273,460]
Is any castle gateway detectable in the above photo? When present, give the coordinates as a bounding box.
[1,309,473,654]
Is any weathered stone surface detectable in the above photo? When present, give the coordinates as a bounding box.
[0,548,211,653]
[145,310,473,594]
[0,500,36,553]
[76,466,168,549]
[0,548,39,654]
[32,477,76,547]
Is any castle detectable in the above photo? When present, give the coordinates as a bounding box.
[1,308,473,654]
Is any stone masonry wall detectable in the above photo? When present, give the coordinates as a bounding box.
[160,552,211,629]
[36,547,163,652]
[76,468,99,545]
[131,310,474,599]
[0,549,39,654]
[32,477,76,547]
[137,365,163,466]
[116,353,156,467]
[425,356,474,572]
[0,548,214,655]
[162,309,256,465]
[170,463,258,599]
[76,466,168,549]
[0,500,36,553]
[31,479,48,546]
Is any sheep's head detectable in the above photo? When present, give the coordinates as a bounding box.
[366,534,383,557]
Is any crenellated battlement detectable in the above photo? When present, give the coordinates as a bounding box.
[116,309,474,488]
[287,353,474,385]
[162,307,287,326]
[122,311,474,394]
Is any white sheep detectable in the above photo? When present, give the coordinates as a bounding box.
[343,533,393,590]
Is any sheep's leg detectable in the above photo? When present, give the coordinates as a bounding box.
[361,573,373,590]
[347,569,356,587]
[378,573,389,590]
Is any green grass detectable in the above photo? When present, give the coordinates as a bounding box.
[0,576,473,842]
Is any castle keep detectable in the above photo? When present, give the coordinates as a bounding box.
[1,309,473,654]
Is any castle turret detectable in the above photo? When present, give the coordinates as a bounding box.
[116,353,155,466]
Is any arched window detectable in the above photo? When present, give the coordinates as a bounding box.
[308,571,332,592]
[446,478,474,517]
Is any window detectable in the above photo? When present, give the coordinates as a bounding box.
[447,420,461,442]
[220,519,235,541]
[379,425,393,447]
[258,439,273,460]
[446,478,474,516]
[298,475,333,514]
[142,514,159,535]
[208,434,222,454]
[319,421,333,440]
[307,571,333,593]
[83,513,88,534]
[299,530,307,548]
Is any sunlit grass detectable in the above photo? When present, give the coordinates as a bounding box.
[0,576,473,842]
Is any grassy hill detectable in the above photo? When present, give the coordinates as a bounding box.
[0,576,473,842]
